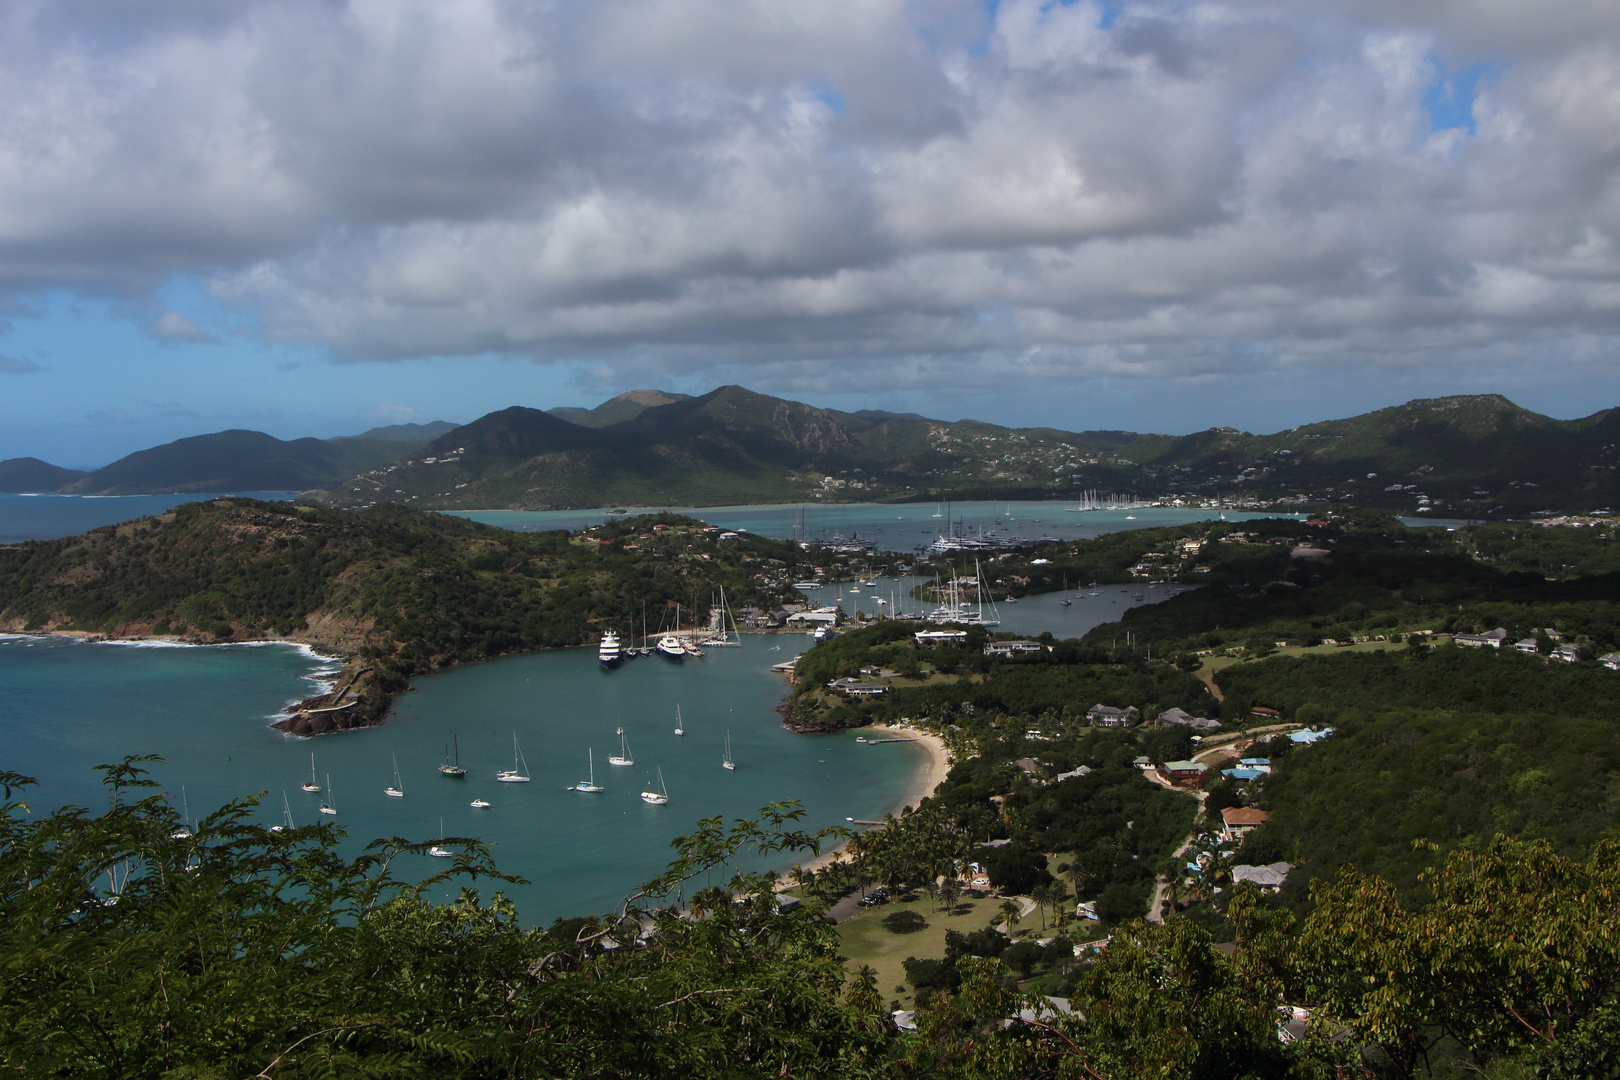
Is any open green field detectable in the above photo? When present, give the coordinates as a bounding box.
[837,896,1007,1008]
[836,891,1087,1008]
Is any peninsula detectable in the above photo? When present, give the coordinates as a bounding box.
[0,499,832,734]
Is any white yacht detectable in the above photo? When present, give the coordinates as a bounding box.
[656,634,688,660]
[318,776,337,816]
[608,727,634,767]
[572,749,604,793]
[598,631,623,668]
[496,734,531,783]
[640,767,669,805]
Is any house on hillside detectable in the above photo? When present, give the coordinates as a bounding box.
[1221,806,1269,842]
[1086,704,1139,728]
[984,639,1045,657]
[827,677,886,697]
[1158,707,1222,731]
[1601,653,1620,671]
[1161,760,1209,787]
[1233,861,1292,891]
[1455,628,1509,648]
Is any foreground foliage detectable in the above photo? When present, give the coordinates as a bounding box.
[5,762,1616,1079]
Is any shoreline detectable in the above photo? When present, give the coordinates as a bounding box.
[776,723,951,890]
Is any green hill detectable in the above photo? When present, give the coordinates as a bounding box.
[322,389,1619,514]
[0,457,86,493]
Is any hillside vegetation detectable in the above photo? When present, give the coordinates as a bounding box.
[0,499,822,733]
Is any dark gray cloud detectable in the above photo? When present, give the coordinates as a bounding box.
[0,353,42,373]
[0,0,1617,397]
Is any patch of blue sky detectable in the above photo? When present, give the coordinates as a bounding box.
[968,0,1125,58]
[806,82,845,115]
[0,283,587,465]
[1423,59,1495,136]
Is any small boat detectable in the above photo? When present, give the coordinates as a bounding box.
[572,749,604,793]
[608,727,634,767]
[656,634,688,660]
[673,704,684,737]
[1059,598,1071,606]
[171,787,194,839]
[270,791,294,832]
[470,799,491,809]
[301,752,321,793]
[722,730,735,771]
[427,818,453,858]
[640,766,670,805]
[318,775,337,816]
[439,735,467,778]
[496,735,532,783]
[384,753,405,798]
[599,630,623,668]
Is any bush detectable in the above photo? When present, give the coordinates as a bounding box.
[882,909,928,934]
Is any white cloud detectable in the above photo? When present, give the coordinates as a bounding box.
[148,310,217,342]
[0,0,1617,400]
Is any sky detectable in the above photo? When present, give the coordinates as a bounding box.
[2,0,1620,468]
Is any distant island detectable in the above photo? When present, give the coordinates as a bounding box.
[3,387,1616,517]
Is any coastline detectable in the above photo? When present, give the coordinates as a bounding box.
[776,723,951,889]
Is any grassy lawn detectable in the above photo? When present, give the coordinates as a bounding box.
[837,895,1010,1008]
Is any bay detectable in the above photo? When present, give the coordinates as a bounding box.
[0,633,924,926]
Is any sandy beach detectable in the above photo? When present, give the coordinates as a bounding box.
[778,723,952,887]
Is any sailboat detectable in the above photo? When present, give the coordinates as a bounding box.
[496,735,531,783]
[608,727,634,766]
[319,775,337,816]
[171,787,194,839]
[722,730,735,771]
[270,791,294,832]
[673,704,684,736]
[640,766,669,805]
[572,749,604,793]
[301,753,321,793]
[439,736,467,778]
[384,753,405,798]
[427,819,453,858]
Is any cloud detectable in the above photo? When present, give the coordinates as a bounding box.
[147,311,217,342]
[0,0,1618,399]
[82,408,142,426]
[360,402,425,425]
[0,353,42,373]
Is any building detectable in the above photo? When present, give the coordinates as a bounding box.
[1232,862,1293,890]
[914,629,969,647]
[826,677,887,697]
[1161,760,1209,786]
[1601,653,1620,671]
[1515,638,1540,654]
[1086,704,1139,728]
[1158,707,1222,731]
[1221,806,1269,842]
[984,639,1045,657]
[1455,627,1510,648]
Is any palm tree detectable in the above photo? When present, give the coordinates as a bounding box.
[1000,898,1022,934]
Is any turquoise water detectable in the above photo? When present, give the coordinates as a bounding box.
[0,633,925,925]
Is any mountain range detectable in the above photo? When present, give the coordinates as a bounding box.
[3,391,1615,516]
